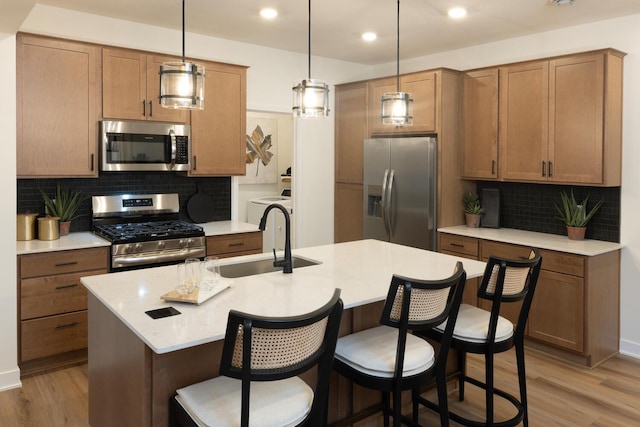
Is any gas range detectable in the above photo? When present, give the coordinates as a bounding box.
[92,194,206,271]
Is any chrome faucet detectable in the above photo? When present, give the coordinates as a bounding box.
[258,204,292,273]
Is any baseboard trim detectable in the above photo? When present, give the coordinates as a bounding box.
[619,339,640,359]
[0,367,22,392]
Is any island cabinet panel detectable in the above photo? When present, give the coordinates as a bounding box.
[18,247,108,375]
[16,34,100,178]
[102,48,188,123]
[206,231,262,258]
[189,61,247,176]
[460,68,499,180]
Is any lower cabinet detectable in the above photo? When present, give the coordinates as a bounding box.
[18,247,109,375]
[335,183,363,243]
[438,232,620,367]
[206,232,263,258]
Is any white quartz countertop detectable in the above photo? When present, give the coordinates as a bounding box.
[16,221,259,255]
[438,226,623,256]
[82,239,486,354]
[16,232,111,255]
[200,220,259,236]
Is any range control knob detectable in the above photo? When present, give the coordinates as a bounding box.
[179,239,187,248]
[124,245,135,254]
[157,241,166,250]
[134,243,143,253]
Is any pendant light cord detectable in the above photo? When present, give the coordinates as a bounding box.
[181,0,186,63]
[396,0,400,91]
[308,0,312,80]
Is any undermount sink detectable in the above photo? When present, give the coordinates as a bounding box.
[219,256,321,278]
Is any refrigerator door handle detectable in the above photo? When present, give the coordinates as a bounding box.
[381,169,390,237]
[386,169,395,238]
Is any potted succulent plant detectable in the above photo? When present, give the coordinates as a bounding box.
[462,191,484,228]
[38,184,86,236]
[554,190,604,240]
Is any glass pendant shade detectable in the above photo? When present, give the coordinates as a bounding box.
[292,79,330,118]
[381,91,413,125]
[159,62,205,110]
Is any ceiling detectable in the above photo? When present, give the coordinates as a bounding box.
[33,0,640,65]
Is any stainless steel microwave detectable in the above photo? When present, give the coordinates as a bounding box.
[100,120,191,172]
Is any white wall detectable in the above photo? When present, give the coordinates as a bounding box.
[371,15,640,358]
[0,33,19,391]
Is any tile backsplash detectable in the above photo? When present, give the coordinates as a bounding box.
[476,182,620,242]
[17,173,231,233]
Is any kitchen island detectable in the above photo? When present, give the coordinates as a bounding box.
[82,239,486,427]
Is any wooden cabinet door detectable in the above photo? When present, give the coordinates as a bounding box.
[367,77,396,135]
[335,183,363,243]
[528,269,584,352]
[460,68,499,179]
[401,71,436,133]
[146,54,189,123]
[499,61,549,182]
[17,35,99,177]
[549,53,604,184]
[102,48,146,120]
[335,82,367,184]
[190,61,247,176]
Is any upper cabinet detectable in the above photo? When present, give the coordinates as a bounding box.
[498,50,624,186]
[189,60,247,176]
[17,35,100,177]
[460,68,499,180]
[368,71,436,135]
[102,48,189,123]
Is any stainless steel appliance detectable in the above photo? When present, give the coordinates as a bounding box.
[363,136,437,251]
[92,193,205,271]
[100,120,191,172]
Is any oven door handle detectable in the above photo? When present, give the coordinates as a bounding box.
[169,130,177,169]
[112,247,206,269]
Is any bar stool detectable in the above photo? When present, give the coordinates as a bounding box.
[419,249,542,427]
[332,262,467,427]
[169,289,343,427]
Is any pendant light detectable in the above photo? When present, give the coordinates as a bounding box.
[159,0,205,110]
[292,0,330,118]
[381,0,413,126]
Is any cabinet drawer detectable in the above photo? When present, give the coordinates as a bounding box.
[538,249,584,277]
[20,247,108,278]
[480,240,533,261]
[21,270,105,320]
[21,311,88,362]
[207,232,262,256]
[439,234,478,257]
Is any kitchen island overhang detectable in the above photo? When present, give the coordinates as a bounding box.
[82,239,487,427]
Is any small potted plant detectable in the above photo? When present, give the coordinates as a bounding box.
[554,190,604,240]
[462,192,484,228]
[38,184,86,236]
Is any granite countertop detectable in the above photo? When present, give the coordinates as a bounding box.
[17,220,259,255]
[81,239,487,354]
[438,225,623,256]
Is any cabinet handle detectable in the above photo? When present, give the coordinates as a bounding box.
[55,283,79,290]
[450,243,464,248]
[541,161,546,177]
[149,101,153,117]
[193,156,197,171]
[548,161,553,177]
[90,153,94,171]
[55,261,78,267]
[491,160,495,175]
[142,100,146,116]
[518,255,530,260]
[56,321,79,329]
[229,243,245,247]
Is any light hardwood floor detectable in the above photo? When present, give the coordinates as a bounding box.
[0,346,639,426]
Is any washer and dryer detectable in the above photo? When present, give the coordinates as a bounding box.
[247,196,293,253]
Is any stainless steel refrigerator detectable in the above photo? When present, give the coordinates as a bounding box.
[363,136,437,251]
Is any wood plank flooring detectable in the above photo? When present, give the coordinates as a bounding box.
[0,346,639,426]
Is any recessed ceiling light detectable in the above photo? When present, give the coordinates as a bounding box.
[551,0,575,5]
[448,7,467,19]
[362,32,377,42]
[260,8,278,19]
